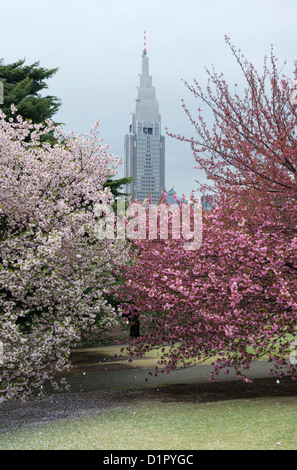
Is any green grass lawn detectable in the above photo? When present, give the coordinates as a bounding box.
[2,340,297,450]
[71,339,294,372]
[69,343,217,373]
[1,396,297,450]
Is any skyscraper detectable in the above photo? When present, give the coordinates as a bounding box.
[124,34,165,203]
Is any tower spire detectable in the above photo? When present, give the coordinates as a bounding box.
[141,29,150,84]
[143,29,147,54]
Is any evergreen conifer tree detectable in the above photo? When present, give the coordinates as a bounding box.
[0,58,61,124]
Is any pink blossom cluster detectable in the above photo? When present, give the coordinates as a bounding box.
[0,108,129,400]
[118,39,297,383]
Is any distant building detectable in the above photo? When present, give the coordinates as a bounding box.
[201,194,215,210]
[124,38,165,203]
[166,187,185,205]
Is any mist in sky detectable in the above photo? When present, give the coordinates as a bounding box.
[1,0,296,198]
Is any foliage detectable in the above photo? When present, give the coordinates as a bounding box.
[103,176,134,198]
[119,38,297,382]
[0,59,61,124]
[0,107,129,400]
[103,175,134,213]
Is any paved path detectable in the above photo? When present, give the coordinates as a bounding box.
[0,358,288,432]
[64,360,275,393]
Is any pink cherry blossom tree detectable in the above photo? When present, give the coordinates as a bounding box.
[119,38,297,383]
[0,107,129,400]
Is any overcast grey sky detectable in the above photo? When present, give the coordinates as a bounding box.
[1,0,297,198]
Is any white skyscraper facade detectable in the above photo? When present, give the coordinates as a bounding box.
[124,42,165,203]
